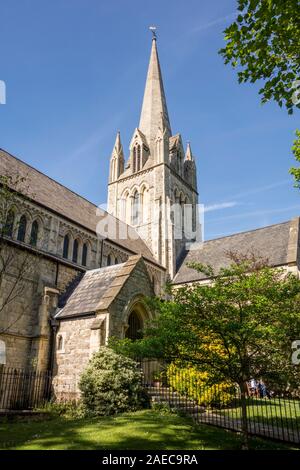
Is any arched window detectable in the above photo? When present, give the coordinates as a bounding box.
[133,147,136,173]
[17,215,27,242]
[132,191,139,225]
[107,254,112,266]
[82,243,88,266]
[63,234,69,259]
[30,220,39,246]
[137,145,141,172]
[0,339,6,364]
[115,257,119,265]
[72,239,79,263]
[125,311,143,340]
[4,210,15,238]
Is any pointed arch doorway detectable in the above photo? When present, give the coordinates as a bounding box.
[124,298,150,341]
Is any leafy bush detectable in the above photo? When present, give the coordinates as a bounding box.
[79,347,148,416]
[151,401,175,415]
[37,400,86,419]
[167,363,235,408]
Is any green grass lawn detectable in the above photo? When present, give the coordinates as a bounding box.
[0,410,297,450]
[216,398,300,428]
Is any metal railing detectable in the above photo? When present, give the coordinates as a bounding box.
[0,366,52,410]
[139,359,300,445]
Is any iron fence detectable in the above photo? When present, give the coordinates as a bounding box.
[138,359,300,445]
[0,366,52,410]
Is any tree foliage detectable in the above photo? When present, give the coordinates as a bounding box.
[289,130,300,187]
[219,0,300,114]
[79,348,148,416]
[112,253,300,447]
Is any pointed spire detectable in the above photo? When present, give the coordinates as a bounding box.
[112,130,124,157]
[139,35,171,151]
[185,142,193,161]
[109,131,124,182]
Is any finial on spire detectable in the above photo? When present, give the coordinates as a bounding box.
[149,25,157,40]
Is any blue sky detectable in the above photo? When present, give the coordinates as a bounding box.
[0,0,299,240]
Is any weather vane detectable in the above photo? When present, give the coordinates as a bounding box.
[149,26,157,39]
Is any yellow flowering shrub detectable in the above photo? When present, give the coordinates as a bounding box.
[166,363,235,408]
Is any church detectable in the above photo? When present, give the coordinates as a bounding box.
[0,35,299,400]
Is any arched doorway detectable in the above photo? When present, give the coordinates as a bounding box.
[125,310,143,340]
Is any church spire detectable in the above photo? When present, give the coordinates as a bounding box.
[109,131,124,182]
[139,33,171,151]
[113,130,123,155]
[185,142,193,161]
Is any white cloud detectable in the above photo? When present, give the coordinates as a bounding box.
[226,179,291,200]
[209,204,300,224]
[204,201,238,213]
[191,13,236,34]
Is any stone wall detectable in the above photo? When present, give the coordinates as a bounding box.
[52,315,98,401]
[0,243,82,370]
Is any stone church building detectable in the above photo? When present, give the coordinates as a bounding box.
[1,36,300,399]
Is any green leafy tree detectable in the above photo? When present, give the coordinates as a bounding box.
[219,0,300,114]
[289,130,300,187]
[219,1,300,187]
[113,253,300,448]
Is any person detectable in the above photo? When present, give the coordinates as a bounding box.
[258,379,271,399]
[249,378,257,397]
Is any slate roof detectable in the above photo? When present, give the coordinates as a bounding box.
[0,148,158,265]
[173,220,296,284]
[55,255,143,318]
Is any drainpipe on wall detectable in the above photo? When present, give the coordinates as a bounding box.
[48,318,59,374]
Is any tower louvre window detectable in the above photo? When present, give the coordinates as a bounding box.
[137,145,141,171]
[133,147,136,173]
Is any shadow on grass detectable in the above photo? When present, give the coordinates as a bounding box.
[0,410,296,451]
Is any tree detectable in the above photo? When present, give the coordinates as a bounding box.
[112,253,300,448]
[0,175,37,333]
[219,0,300,114]
[289,130,300,187]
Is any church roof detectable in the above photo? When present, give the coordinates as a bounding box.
[139,37,171,148]
[55,255,143,318]
[0,148,158,265]
[173,219,299,284]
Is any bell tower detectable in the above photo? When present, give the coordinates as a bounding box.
[107,32,200,278]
